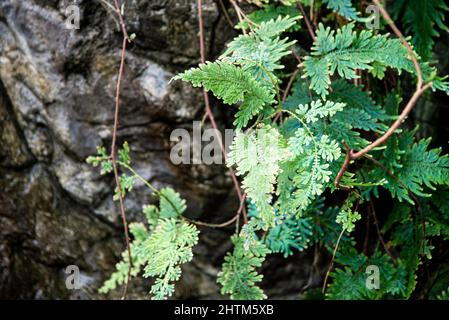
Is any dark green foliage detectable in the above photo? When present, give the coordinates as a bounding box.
[391,0,449,60]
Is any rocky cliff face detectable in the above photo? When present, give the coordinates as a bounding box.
[0,0,322,299]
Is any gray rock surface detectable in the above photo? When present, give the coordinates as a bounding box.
[0,0,323,299]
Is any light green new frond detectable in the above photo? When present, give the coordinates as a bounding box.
[217,235,270,300]
[140,218,199,300]
[159,187,186,218]
[304,23,413,98]
[316,135,342,162]
[143,204,159,227]
[336,200,361,233]
[99,186,197,300]
[98,222,149,294]
[295,100,346,124]
[323,0,359,20]
[277,103,343,214]
[236,5,301,31]
[222,16,298,87]
[227,126,291,225]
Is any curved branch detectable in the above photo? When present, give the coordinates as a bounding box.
[335,0,433,189]
[109,0,132,300]
[197,0,247,223]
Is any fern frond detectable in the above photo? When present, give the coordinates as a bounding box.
[159,187,186,218]
[266,215,313,257]
[140,218,199,300]
[217,235,270,300]
[228,125,291,225]
[303,23,413,98]
[222,15,298,87]
[295,100,345,124]
[391,0,449,60]
[98,222,149,294]
[236,5,301,31]
[386,138,449,203]
[174,61,274,128]
[253,15,299,39]
[99,187,198,300]
[276,101,343,214]
[335,198,361,233]
[327,249,407,299]
[323,0,359,20]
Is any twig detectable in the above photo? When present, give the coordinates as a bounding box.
[120,159,247,229]
[109,0,131,300]
[297,1,316,41]
[322,228,344,294]
[322,196,360,293]
[282,69,300,102]
[370,201,396,261]
[97,0,121,28]
[335,0,433,188]
[197,0,247,223]
[218,0,235,28]
[186,194,247,228]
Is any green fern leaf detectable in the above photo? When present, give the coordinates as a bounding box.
[140,218,199,300]
[228,125,291,225]
[323,0,359,20]
[391,0,449,60]
[387,138,449,202]
[174,61,274,128]
[217,235,270,300]
[304,23,413,98]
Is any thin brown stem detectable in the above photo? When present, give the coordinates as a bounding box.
[186,193,247,228]
[297,1,316,41]
[218,0,235,28]
[197,0,247,223]
[109,0,131,300]
[335,1,433,189]
[322,228,344,294]
[370,201,396,261]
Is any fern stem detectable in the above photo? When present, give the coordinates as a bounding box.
[118,160,248,229]
[109,0,131,300]
[198,0,248,223]
[335,0,434,189]
[322,227,345,294]
[297,1,316,41]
